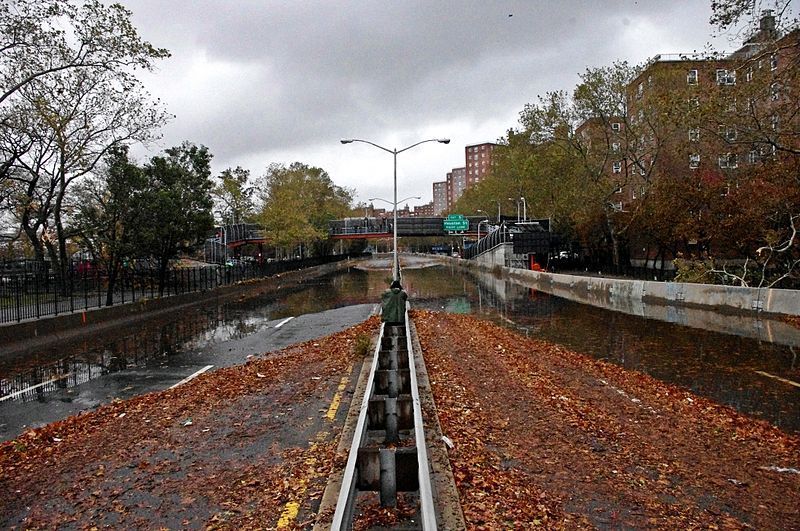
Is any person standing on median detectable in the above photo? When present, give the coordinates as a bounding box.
[381,280,408,325]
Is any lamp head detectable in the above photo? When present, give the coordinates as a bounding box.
[340,139,354,144]
[437,138,451,144]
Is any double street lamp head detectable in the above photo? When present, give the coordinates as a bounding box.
[340,138,450,146]
[340,136,448,281]
[369,196,421,205]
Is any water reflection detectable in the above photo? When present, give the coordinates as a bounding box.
[415,267,799,434]
[1,262,798,435]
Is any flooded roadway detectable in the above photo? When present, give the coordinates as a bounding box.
[1,255,799,442]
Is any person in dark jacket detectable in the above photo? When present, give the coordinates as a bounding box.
[381,280,408,325]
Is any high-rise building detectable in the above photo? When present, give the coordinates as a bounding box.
[451,167,466,205]
[432,181,447,215]
[465,142,498,187]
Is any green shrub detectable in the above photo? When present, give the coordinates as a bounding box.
[353,333,372,357]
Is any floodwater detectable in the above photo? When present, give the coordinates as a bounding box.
[1,257,798,441]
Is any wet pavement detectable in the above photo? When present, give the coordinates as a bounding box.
[1,255,799,442]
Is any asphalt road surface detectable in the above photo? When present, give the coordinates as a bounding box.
[1,303,377,443]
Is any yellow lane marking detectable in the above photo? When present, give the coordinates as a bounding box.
[325,366,352,421]
[276,501,300,527]
[754,370,800,388]
[276,433,329,528]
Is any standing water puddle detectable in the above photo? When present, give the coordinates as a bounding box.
[1,260,798,440]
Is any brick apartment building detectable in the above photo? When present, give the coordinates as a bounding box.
[573,10,798,266]
[429,142,499,215]
[582,10,797,213]
[413,202,434,217]
[465,142,498,187]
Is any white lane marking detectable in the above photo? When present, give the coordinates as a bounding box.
[0,373,72,402]
[275,317,294,328]
[754,370,800,388]
[598,378,658,414]
[759,465,800,474]
[169,365,214,389]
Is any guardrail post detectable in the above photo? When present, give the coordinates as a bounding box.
[379,448,397,507]
[387,370,399,398]
[385,397,399,443]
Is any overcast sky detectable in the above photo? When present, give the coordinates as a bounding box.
[117,0,734,208]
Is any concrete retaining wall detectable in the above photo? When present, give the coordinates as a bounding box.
[463,258,800,317]
[457,256,800,345]
[474,243,514,269]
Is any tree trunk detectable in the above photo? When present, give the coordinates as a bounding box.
[105,257,119,306]
[605,210,621,273]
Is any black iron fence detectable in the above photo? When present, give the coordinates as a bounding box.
[0,254,355,325]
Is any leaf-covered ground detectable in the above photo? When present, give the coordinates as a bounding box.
[413,310,800,529]
[0,316,380,529]
[3,309,799,529]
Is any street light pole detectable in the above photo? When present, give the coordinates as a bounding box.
[495,200,501,223]
[520,196,527,222]
[477,218,490,242]
[508,197,519,222]
[342,137,449,281]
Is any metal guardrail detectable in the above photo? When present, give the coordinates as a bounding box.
[331,306,436,530]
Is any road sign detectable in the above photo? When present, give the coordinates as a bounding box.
[443,214,469,232]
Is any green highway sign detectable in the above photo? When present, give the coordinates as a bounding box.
[443,214,469,232]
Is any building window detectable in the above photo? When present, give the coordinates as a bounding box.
[771,114,779,131]
[612,161,622,173]
[716,69,736,85]
[689,153,700,169]
[770,82,779,101]
[746,68,753,82]
[636,82,643,99]
[749,150,759,164]
[611,122,621,132]
[718,125,737,142]
[689,128,700,142]
[612,142,620,152]
[614,184,623,194]
[718,153,738,169]
[688,97,699,110]
[770,53,778,71]
[687,69,698,84]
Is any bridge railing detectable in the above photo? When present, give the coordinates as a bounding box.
[462,225,509,260]
[329,218,392,236]
[212,223,266,244]
[328,216,488,237]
